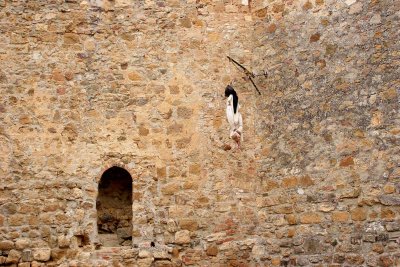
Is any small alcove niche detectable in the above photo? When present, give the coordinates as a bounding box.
[97,166,133,247]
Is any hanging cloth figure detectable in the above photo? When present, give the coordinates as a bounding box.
[225,85,243,149]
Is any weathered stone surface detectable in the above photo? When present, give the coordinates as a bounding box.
[351,207,367,221]
[22,249,33,262]
[174,230,190,244]
[57,235,70,248]
[15,238,31,250]
[332,211,350,222]
[6,249,21,264]
[0,0,398,265]
[300,212,323,224]
[206,245,218,256]
[139,250,153,258]
[379,195,400,206]
[33,248,51,262]
[0,240,15,250]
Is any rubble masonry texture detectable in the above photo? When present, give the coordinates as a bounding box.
[0,0,399,266]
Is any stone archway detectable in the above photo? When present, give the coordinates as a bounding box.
[97,166,132,247]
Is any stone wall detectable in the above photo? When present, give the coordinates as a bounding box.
[250,0,399,265]
[0,0,399,266]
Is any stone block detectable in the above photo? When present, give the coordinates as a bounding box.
[153,250,170,260]
[383,184,396,194]
[332,211,349,222]
[285,214,297,225]
[381,208,395,220]
[139,250,153,258]
[282,176,298,188]
[57,235,70,248]
[351,207,367,221]
[379,195,400,206]
[339,156,354,167]
[33,248,51,262]
[117,227,132,239]
[300,212,323,224]
[206,245,218,256]
[22,249,33,262]
[16,238,31,250]
[137,257,154,267]
[6,249,21,264]
[0,240,15,250]
[161,183,180,196]
[386,221,400,232]
[179,218,198,231]
[154,261,173,267]
[175,230,190,244]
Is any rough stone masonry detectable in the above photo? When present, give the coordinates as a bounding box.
[0,0,399,266]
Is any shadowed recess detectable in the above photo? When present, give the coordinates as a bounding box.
[97,166,133,247]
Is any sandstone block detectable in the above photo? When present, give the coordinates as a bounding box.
[206,245,218,256]
[299,175,314,186]
[161,183,180,195]
[0,240,15,250]
[300,212,322,224]
[225,4,238,13]
[378,255,393,267]
[351,207,367,221]
[154,261,173,267]
[128,71,142,81]
[175,230,190,244]
[31,261,45,267]
[383,184,396,194]
[33,248,51,262]
[349,2,363,14]
[282,177,298,188]
[179,17,191,28]
[266,24,277,33]
[273,204,293,214]
[332,211,350,222]
[372,243,384,254]
[179,218,198,231]
[318,203,335,212]
[139,250,153,258]
[285,214,297,225]
[9,214,25,226]
[251,245,266,259]
[381,208,395,220]
[57,235,70,248]
[339,156,354,167]
[63,33,80,45]
[6,249,21,264]
[153,250,170,260]
[271,257,281,266]
[16,238,31,250]
[310,33,320,42]
[19,263,31,267]
[189,164,201,175]
[137,257,154,267]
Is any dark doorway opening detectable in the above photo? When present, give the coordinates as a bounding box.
[97,166,132,247]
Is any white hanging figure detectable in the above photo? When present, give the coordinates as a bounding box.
[225,85,243,149]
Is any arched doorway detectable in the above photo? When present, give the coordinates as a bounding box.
[97,166,132,247]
